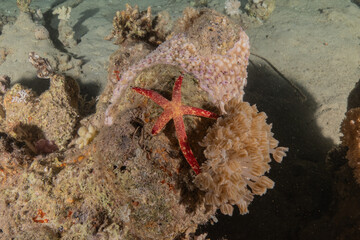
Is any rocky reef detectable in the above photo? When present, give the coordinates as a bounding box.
[0,53,79,151]
[105,7,251,125]
[0,5,288,240]
[341,107,360,183]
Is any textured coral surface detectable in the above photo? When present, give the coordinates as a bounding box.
[105,8,250,125]
[132,75,219,174]
[105,4,170,46]
[341,107,360,183]
[0,65,217,239]
[0,6,290,240]
[1,73,79,150]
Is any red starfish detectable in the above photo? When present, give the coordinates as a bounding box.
[132,76,218,174]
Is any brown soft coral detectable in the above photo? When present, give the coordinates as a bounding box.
[105,4,171,46]
[194,98,288,215]
[341,107,360,183]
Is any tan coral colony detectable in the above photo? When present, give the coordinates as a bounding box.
[195,99,288,215]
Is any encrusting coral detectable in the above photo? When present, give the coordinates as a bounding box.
[103,6,287,218]
[341,107,360,184]
[0,65,218,239]
[194,98,288,215]
[132,75,219,174]
[0,52,79,150]
[0,134,32,185]
[105,8,250,125]
[0,6,288,239]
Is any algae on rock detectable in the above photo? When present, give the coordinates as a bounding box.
[0,54,79,151]
[0,65,218,239]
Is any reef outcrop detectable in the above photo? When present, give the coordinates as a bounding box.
[341,107,360,183]
[0,6,287,239]
[105,8,250,125]
[0,53,79,151]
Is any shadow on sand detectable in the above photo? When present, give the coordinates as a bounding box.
[199,55,335,240]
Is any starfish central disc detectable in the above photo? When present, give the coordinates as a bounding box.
[132,75,218,174]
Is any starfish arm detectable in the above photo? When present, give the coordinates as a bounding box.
[172,75,183,104]
[173,115,201,174]
[132,87,169,107]
[181,106,219,119]
[151,110,173,135]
